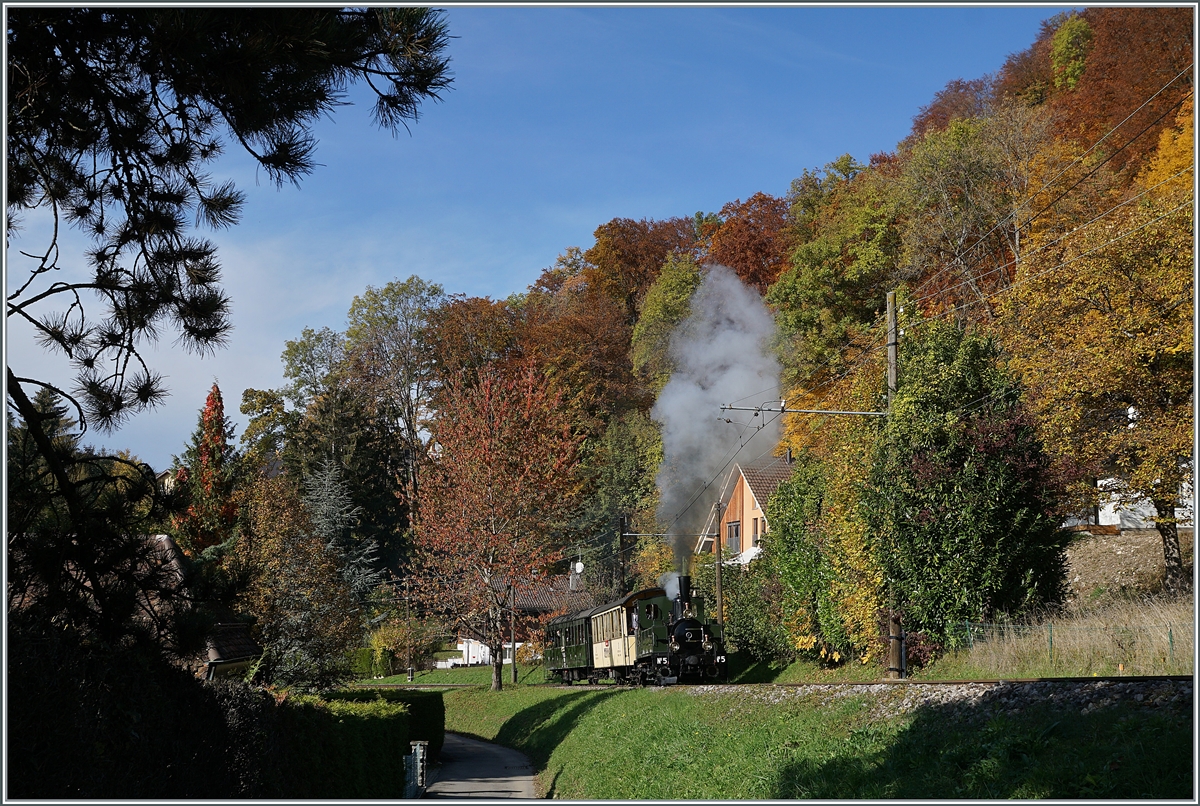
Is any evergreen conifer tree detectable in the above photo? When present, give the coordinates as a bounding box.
[171,383,239,555]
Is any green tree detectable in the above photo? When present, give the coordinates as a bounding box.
[7,390,188,649]
[236,471,362,690]
[7,389,82,543]
[631,253,702,394]
[762,453,844,658]
[302,459,383,604]
[864,322,1069,640]
[245,321,414,574]
[768,158,896,389]
[788,154,863,243]
[239,388,297,468]
[6,8,453,660]
[1050,13,1093,90]
[280,327,349,410]
[571,409,663,595]
[344,276,446,503]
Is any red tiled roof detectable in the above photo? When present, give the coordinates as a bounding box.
[490,575,599,614]
[737,454,793,510]
[206,622,262,664]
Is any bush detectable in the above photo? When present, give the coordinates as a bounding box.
[706,554,798,664]
[274,695,410,799]
[864,323,1069,641]
[8,615,417,798]
[7,618,238,798]
[327,688,445,760]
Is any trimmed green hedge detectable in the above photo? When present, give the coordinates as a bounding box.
[329,688,445,760]
[8,620,418,798]
[273,695,410,798]
[350,646,401,678]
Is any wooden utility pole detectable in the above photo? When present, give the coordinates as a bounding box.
[718,290,899,674]
[713,501,723,625]
[887,291,898,408]
[617,515,629,595]
[885,290,906,680]
[510,583,518,684]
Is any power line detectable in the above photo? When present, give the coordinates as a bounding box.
[615,72,1195,564]
[779,75,1193,433]
[914,68,1193,298]
[782,194,1189,467]
[906,197,1191,333]
[916,91,1194,314]
[908,164,1193,314]
[659,411,785,537]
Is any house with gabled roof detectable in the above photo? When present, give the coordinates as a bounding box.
[696,451,793,562]
[451,574,600,667]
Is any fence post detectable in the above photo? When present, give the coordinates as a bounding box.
[412,741,428,790]
[966,621,973,650]
[404,752,416,799]
[1168,626,1174,665]
[1047,623,1053,665]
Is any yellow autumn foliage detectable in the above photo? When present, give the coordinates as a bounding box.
[1137,95,1194,198]
[776,321,887,660]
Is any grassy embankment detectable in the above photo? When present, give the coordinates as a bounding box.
[369,595,1193,798]
[437,679,1191,799]
[921,595,1194,679]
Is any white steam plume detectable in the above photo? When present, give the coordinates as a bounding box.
[652,264,781,569]
[659,571,680,602]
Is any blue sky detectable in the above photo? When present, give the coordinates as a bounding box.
[6,5,1074,470]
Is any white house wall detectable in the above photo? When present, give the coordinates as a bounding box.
[1065,477,1195,530]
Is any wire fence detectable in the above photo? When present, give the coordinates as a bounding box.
[944,620,1194,677]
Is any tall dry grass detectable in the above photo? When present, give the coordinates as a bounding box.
[932,594,1194,678]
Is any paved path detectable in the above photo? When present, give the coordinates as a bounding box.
[425,732,538,799]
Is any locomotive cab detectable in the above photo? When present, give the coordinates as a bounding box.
[668,575,727,681]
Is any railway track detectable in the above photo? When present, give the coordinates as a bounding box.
[544,673,1192,688]
[350,682,482,689]
[354,674,1191,690]
[771,674,1194,685]
[353,676,1192,719]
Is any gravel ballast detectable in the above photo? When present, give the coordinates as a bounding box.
[688,678,1193,722]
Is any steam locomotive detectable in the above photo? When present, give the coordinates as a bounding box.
[545,575,726,685]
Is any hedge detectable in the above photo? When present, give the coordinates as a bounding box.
[328,687,445,760]
[272,695,410,799]
[7,620,417,799]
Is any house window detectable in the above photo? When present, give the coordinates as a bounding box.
[752,517,760,547]
[727,522,741,554]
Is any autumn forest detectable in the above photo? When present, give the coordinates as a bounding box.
[6,6,1193,776]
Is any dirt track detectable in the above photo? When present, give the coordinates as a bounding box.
[1065,528,1194,607]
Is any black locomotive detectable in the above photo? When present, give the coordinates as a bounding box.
[545,575,726,685]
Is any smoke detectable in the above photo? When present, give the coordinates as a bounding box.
[659,571,680,602]
[652,264,782,570]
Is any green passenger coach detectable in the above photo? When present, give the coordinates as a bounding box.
[545,576,726,686]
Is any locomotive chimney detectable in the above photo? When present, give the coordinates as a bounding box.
[679,575,692,610]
